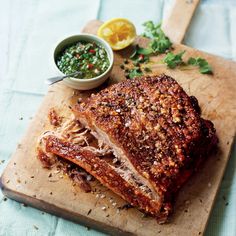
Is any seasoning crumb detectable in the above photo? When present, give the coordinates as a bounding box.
[17,178,21,183]
[14,162,16,165]
[158,230,161,234]
[118,203,133,210]
[48,173,52,178]
[6,180,10,183]
[101,206,107,211]
[87,209,92,215]
[106,214,110,217]
[225,202,229,206]
[100,194,106,199]
[198,232,202,235]
[185,200,190,205]
[30,176,34,178]
[33,225,39,230]
[3,197,7,201]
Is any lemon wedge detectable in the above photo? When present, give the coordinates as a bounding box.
[98,18,136,50]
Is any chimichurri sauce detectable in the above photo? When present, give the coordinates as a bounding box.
[57,41,110,79]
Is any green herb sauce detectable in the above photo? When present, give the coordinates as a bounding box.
[57,41,110,79]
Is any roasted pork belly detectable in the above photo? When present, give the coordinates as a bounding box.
[39,75,217,222]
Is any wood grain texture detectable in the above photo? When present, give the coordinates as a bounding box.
[162,0,200,43]
[1,20,236,236]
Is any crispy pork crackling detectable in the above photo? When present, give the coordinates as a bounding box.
[41,75,217,222]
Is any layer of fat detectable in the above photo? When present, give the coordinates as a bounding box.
[78,117,160,201]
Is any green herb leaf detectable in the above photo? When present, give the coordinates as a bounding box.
[130,45,149,63]
[142,21,162,39]
[137,47,153,55]
[142,21,172,54]
[128,68,143,79]
[187,57,213,74]
[163,51,185,69]
[144,67,152,73]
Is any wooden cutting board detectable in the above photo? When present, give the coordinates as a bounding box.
[1,1,236,235]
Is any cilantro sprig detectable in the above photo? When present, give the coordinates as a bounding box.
[163,51,213,74]
[121,20,213,80]
[142,21,172,54]
[188,57,213,74]
[163,51,185,69]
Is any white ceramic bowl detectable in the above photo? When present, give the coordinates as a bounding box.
[53,34,114,90]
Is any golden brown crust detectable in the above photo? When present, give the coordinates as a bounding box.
[74,75,216,197]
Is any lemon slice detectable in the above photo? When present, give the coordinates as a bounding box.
[98,18,136,50]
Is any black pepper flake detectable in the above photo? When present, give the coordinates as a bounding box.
[87,209,92,215]
[184,209,188,213]
[124,59,129,64]
[33,225,39,230]
[3,197,7,201]
[30,176,34,178]
[198,232,202,235]
[120,64,125,70]
[118,203,133,210]
[225,202,229,206]
[222,196,226,201]
[19,117,23,120]
[50,192,53,195]
[106,214,110,217]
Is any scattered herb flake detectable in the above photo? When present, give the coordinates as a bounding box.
[144,67,152,73]
[128,68,143,79]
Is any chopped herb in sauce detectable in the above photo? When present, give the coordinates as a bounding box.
[57,41,110,79]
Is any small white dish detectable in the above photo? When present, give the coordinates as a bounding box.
[53,34,114,90]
